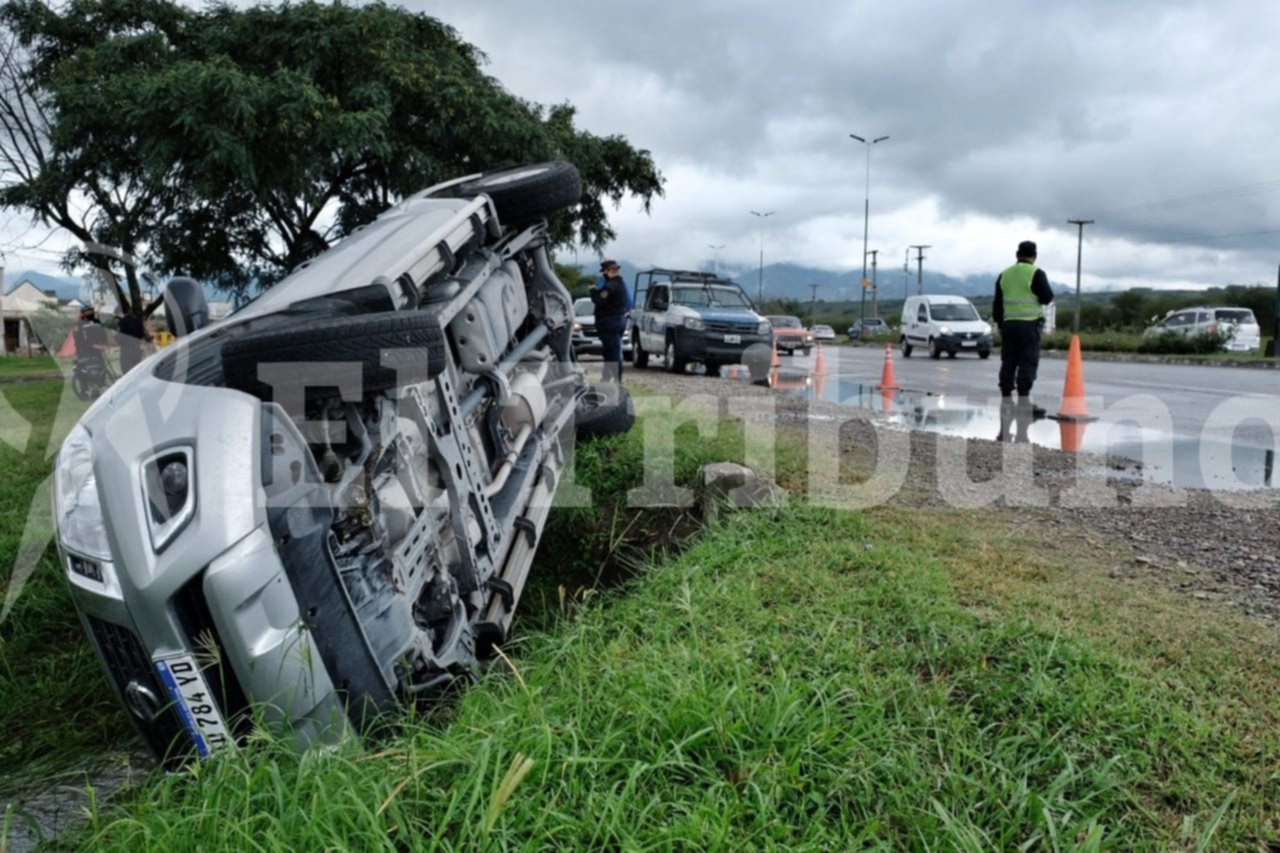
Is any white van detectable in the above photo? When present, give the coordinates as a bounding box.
[900,294,994,359]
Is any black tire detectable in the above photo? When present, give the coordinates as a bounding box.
[979,349,991,360]
[665,335,687,374]
[451,162,581,226]
[947,350,957,359]
[929,338,941,360]
[901,337,913,358]
[632,332,649,368]
[575,385,635,442]
[72,374,94,401]
[705,361,722,378]
[801,347,812,357]
[222,310,446,398]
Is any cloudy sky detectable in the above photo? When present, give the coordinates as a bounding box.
[3,0,1278,293]
[417,0,1280,291]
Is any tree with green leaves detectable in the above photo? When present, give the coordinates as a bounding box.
[1,0,663,299]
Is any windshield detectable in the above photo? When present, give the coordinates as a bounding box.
[929,303,980,322]
[574,299,594,317]
[672,285,751,308]
[1214,309,1255,324]
[767,316,803,329]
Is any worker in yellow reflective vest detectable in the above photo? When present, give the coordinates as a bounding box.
[993,240,1054,418]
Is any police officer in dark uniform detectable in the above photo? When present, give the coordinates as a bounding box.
[993,240,1054,418]
[591,259,629,383]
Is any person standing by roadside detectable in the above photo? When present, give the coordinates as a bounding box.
[993,240,1054,416]
[591,259,629,383]
[116,305,152,373]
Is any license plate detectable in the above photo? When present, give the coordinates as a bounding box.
[724,334,741,344]
[154,654,235,757]
[961,340,977,346]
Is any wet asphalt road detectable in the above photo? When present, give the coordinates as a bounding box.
[790,344,1279,450]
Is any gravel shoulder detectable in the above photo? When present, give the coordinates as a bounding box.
[615,366,1280,626]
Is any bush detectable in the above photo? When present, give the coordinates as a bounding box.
[1136,330,1233,355]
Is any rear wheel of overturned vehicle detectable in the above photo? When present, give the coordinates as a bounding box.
[575,384,636,441]
[450,161,582,226]
[632,331,649,368]
[221,311,447,399]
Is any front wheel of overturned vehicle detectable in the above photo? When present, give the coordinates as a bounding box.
[450,161,582,226]
[575,384,636,441]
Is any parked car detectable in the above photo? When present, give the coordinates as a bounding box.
[630,269,773,378]
[811,324,836,341]
[571,297,633,356]
[900,295,993,359]
[846,317,889,341]
[766,315,814,356]
[1143,306,1261,352]
[52,162,635,765]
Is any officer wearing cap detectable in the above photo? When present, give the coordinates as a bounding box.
[993,241,1054,414]
[591,260,629,382]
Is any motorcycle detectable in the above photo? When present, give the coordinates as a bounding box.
[71,351,117,400]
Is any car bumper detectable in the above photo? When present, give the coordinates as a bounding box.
[775,337,814,351]
[681,331,774,363]
[938,333,993,350]
[572,333,632,355]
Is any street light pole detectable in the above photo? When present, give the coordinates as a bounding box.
[850,133,889,324]
[1067,219,1094,333]
[749,211,775,302]
[708,243,726,275]
[866,249,879,319]
[809,283,820,328]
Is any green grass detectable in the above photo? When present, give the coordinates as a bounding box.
[0,354,62,378]
[6,385,1280,848]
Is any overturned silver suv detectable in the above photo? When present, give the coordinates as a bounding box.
[52,162,632,763]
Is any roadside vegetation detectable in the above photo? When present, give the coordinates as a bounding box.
[6,380,1278,848]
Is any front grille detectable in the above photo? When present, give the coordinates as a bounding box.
[86,616,194,766]
[580,323,597,336]
[172,575,253,739]
[706,320,757,334]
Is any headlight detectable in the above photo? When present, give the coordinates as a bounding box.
[981,322,991,335]
[54,424,111,559]
[683,316,705,331]
[142,447,195,552]
[939,326,952,335]
[757,321,772,335]
[805,334,814,342]
[572,322,582,333]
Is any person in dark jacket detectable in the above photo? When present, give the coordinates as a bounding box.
[116,305,152,373]
[993,240,1054,416]
[590,259,629,382]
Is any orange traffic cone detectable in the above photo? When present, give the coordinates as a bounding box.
[814,342,828,376]
[814,370,827,401]
[770,337,781,370]
[1056,335,1091,420]
[875,344,900,390]
[1058,419,1089,453]
[880,387,895,413]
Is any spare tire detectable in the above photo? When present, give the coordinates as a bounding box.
[222,310,446,399]
[452,161,582,225]
[574,384,635,442]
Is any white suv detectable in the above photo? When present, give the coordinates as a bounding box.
[1145,306,1261,352]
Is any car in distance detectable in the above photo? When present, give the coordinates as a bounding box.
[571,297,633,357]
[766,315,814,356]
[846,317,889,341]
[900,295,993,359]
[52,161,635,765]
[811,324,836,341]
[1143,306,1261,352]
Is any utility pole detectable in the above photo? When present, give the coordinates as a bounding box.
[866,249,879,319]
[0,264,6,356]
[808,283,820,328]
[1268,264,1280,357]
[910,245,932,295]
[708,243,726,275]
[1067,219,1094,333]
[903,248,910,302]
[750,211,774,301]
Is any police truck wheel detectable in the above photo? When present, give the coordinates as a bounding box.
[665,336,686,374]
[901,337,913,358]
[632,332,649,368]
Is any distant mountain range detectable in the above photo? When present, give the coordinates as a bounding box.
[3,269,86,301]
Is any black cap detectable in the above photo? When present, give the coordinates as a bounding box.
[600,259,619,271]
[1017,240,1037,258]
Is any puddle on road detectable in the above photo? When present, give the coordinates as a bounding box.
[739,367,1278,492]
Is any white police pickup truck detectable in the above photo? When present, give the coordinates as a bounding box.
[628,269,773,379]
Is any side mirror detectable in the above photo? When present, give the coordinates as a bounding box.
[163,276,209,337]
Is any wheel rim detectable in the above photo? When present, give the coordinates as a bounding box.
[666,341,675,365]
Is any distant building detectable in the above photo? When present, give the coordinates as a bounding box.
[0,279,80,354]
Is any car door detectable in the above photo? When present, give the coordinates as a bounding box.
[912,303,928,342]
[644,285,670,350]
